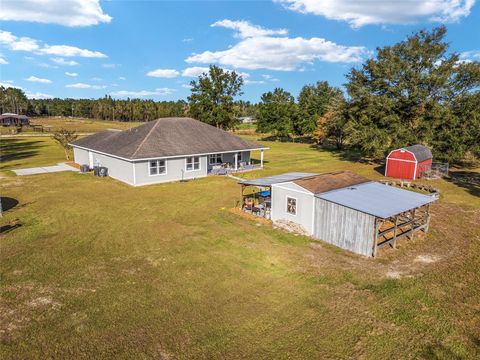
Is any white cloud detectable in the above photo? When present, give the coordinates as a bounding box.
[25,75,52,84]
[65,72,78,77]
[212,19,288,38]
[0,56,7,64]
[66,83,107,89]
[102,63,118,68]
[51,57,78,66]
[244,80,265,85]
[147,69,180,78]
[262,74,280,81]
[181,84,192,89]
[459,50,480,62]
[119,76,126,80]
[0,31,39,51]
[182,38,193,42]
[110,88,175,97]
[0,30,106,58]
[0,80,22,89]
[91,77,103,81]
[0,0,112,27]
[25,91,54,99]
[186,24,367,71]
[181,66,250,79]
[39,45,106,58]
[276,0,475,28]
[181,66,210,77]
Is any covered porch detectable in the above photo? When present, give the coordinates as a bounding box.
[238,172,318,219]
[207,149,265,175]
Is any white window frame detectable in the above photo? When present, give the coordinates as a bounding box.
[209,153,223,165]
[185,156,200,172]
[286,196,297,216]
[149,159,167,176]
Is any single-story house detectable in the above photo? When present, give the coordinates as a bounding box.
[240,171,437,257]
[385,144,433,180]
[70,117,268,186]
[237,116,255,124]
[0,113,29,126]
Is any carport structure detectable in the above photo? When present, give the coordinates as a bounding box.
[316,181,436,257]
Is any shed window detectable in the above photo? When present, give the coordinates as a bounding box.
[186,156,200,171]
[149,160,166,175]
[236,152,243,161]
[209,154,222,165]
[286,197,297,215]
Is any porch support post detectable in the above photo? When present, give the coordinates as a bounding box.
[260,149,264,168]
[234,152,238,171]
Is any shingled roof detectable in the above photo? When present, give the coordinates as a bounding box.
[71,117,267,160]
[403,144,432,162]
[293,171,371,194]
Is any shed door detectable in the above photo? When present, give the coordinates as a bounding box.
[387,159,416,179]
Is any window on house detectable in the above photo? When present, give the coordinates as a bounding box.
[186,156,200,171]
[236,152,243,161]
[209,154,222,165]
[149,160,166,175]
[286,197,297,215]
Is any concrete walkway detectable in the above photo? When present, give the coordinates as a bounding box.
[13,163,79,176]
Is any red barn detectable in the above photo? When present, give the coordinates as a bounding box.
[385,145,432,180]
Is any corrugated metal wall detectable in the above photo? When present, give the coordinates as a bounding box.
[313,198,376,257]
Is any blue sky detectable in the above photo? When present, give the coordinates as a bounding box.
[1,0,479,102]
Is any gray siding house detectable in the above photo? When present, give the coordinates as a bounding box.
[71,117,268,186]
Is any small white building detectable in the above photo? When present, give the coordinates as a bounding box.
[240,171,436,257]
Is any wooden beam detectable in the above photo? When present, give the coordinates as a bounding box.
[373,219,381,258]
[393,215,398,249]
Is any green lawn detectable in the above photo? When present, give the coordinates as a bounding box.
[1,137,479,359]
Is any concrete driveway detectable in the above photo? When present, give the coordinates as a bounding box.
[13,163,79,176]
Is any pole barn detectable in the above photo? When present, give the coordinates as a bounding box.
[385,145,432,180]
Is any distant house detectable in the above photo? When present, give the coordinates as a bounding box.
[71,117,268,186]
[385,144,433,180]
[0,113,29,126]
[240,171,436,257]
[237,116,255,124]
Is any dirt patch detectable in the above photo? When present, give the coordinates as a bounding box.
[414,255,440,263]
[228,207,272,225]
[273,219,310,236]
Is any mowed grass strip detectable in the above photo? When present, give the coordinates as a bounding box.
[1,136,479,359]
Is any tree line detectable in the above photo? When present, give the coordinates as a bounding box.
[1,27,478,164]
[253,27,479,164]
[0,89,189,122]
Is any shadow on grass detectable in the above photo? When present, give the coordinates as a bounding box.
[0,222,22,234]
[446,171,480,197]
[1,197,19,211]
[0,138,44,166]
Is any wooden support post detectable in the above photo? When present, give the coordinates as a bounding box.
[410,208,416,241]
[393,215,398,249]
[260,150,264,168]
[373,219,380,258]
[234,152,238,171]
[425,204,431,233]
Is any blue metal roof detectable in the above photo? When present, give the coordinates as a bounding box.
[316,181,436,219]
[239,172,318,187]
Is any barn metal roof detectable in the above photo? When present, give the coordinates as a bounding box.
[239,172,318,187]
[316,181,436,219]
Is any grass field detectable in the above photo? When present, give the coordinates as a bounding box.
[0,117,142,135]
[1,136,479,359]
